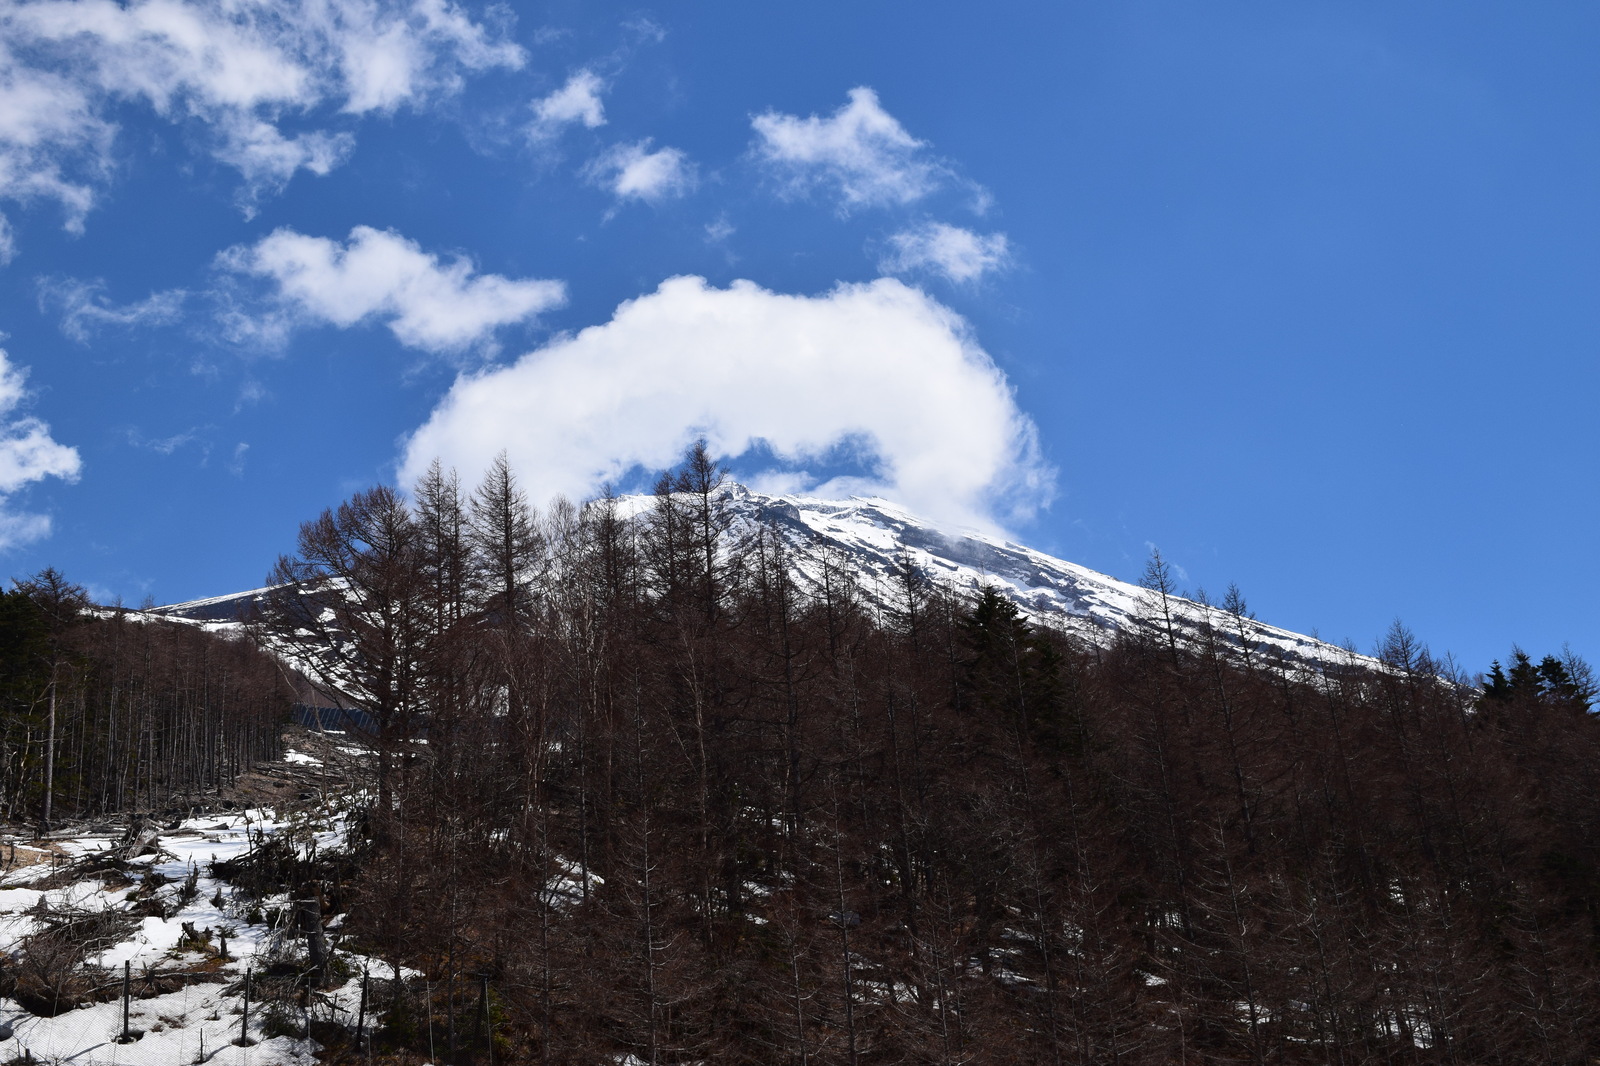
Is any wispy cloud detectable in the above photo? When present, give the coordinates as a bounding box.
[38,277,187,341]
[0,347,81,549]
[584,139,696,206]
[0,0,525,234]
[751,87,944,212]
[219,224,567,355]
[126,425,208,456]
[881,222,1011,284]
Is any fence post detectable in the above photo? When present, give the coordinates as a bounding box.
[480,974,492,1065]
[356,968,368,1048]
[236,966,255,1047]
[425,980,435,1064]
[120,959,131,1042]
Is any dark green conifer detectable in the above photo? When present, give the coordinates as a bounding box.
[1481,659,1511,702]
[1507,648,1542,698]
[958,585,1066,748]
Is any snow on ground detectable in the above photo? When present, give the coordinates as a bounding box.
[3,985,316,1065]
[0,807,361,1066]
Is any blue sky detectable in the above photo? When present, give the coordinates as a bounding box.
[0,0,1595,672]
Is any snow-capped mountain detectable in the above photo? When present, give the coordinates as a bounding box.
[672,486,1362,669]
[150,485,1365,673]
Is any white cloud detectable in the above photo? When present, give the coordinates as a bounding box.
[209,118,354,207]
[126,425,206,455]
[882,222,1011,284]
[236,379,269,407]
[400,275,1053,531]
[0,212,15,264]
[584,139,696,205]
[0,46,110,231]
[0,0,524,229]
[0,348,81,549]
[222,224,567,354]
[751,87,943,211]
[39,277,187,341]
[528,68,605,140]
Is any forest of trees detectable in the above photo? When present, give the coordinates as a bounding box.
[0,569,291,825]
[256,446,1600,1065]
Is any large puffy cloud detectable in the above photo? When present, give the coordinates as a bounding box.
[751,87,944,211]
[0,0,524,229]
[222,225,566,354]
[0,349,81,549]
[401,275,1053,530]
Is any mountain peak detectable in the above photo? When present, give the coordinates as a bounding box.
[150,482,1366,673]
[614,484,1367,670]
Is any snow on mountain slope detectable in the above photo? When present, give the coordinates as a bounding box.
[150,485,1369,673]
[147,586,276,624]
[656,485,1366,670]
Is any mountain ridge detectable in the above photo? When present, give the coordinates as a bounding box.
[149,483,1372,674]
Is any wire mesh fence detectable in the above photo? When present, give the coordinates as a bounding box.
[3,966,501,1065]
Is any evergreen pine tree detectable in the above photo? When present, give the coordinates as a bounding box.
[1481,660,1511,701]
[1507,648,1542,698]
